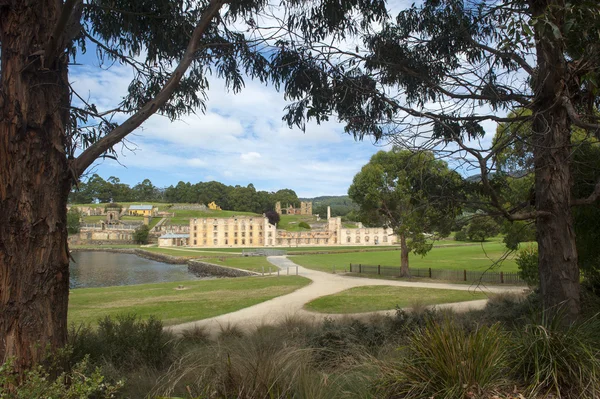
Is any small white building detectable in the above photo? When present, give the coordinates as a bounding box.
[158,233,189,247]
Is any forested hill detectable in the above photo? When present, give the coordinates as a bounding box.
[300,195,358,218]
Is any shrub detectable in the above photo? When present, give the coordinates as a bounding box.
[378,319,510,399]
[0,356,123,399]
[466,216,500,241]
[516,244,539,286]
[512,312,600,398]
[454,227,468,241]
[69,314,175,370]
[67,207,81,234]
[133,224,150,244]
[298,221,311,229]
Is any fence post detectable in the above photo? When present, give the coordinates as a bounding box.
[349,263,352,272]
[359,264,362,274]
[500,271,504,284]
[333,265,335,274]
[287,267,289,275]
[378,265,381,275]
[262,266,264,277]
[429,267,432,278]
[277,269,280,277]
[463,269,467,281]
[296,266,298,275]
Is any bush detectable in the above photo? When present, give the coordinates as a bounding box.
[67,207,81,234]
[378,319,510,398]
[69,314,175,370]
[466,216,500,241]
[512,312,600,398]
[298,221,311,229]
[454,227,468,241]
[0,357,123,399]
[133,224,150,244]
[516,244,538,286]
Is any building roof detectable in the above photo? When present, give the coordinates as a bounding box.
[129,205,153,210]
[159,233,190,239]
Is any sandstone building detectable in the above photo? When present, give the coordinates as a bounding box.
[158,207,397,248]
[275,201,312,215]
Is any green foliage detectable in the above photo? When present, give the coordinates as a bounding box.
[0,357,123,398]
[67,207,81,235]
[512,312,600,398]
[379,319,509,399]
[516,245,539,286]
[68,314,175,371]
[454,228,468,241]
[465,216,500,242]
[133,224,150,244]
[348,148,462,270]
[502,220,536,250]
[297,221,311,230]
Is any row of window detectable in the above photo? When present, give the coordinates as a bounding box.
[192,238,261,245]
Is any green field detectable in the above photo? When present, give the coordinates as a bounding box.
[69,276,310,326]
[304,286,488,313]
[291,241,522,273]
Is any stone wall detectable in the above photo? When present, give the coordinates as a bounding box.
[134,249,188,264]
[188,260,256,277]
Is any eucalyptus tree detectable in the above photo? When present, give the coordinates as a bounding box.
[273,0,600,318]
[349,148,462,276]
[0,0,387,372]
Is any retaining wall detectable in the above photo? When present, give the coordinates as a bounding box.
[188,260,256,278]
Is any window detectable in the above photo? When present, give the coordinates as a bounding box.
[269,239,273,245]
[213,232,218,238]
[213,225,218,231]
[250,239,253,244]
[224,232,228,237]
[194,226,197,231]
[203,219,206,224]
[235,239,238,244]
[193,233,197,238]
[249,232,253,237]
[346,230,351,235]
[365,236,370,242]
[249,225,253,230]
[374,236,379,244]
[242,239,246,245]
[347,236,351,243]
[259,232,262,237]
[234,232,238,237]
[305,238,310,244]
[356,236,361,243]
[194,240,197,245]
[203,232,207,238]
[383,235,388,242]
[242,232,246,237]
[268,232,272,237]
[225,239,228,245]
[203,239,207,245]
[213,239,217,245]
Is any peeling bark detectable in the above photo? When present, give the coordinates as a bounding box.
[0,1,72,372]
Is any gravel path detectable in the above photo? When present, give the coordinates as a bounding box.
[167,256,523,336]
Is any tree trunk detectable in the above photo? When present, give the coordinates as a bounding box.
[532,0,580,319]
[0,1,72,373]
[400,233,410,277]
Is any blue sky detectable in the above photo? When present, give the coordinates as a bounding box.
[71,48,393,197]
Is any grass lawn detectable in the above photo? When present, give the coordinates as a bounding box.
[69,276,310,326]
[141,248,274,272]
[277,215,322,231]
[304,285,488,313]
[291,241,523,273]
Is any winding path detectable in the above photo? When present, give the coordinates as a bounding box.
[167,256,523,335]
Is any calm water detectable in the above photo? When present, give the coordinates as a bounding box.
[69,251,200,289]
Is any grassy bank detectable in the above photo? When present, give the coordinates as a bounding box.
[291,241,522,273]
[305,286,488,313]
[68,276,309,326]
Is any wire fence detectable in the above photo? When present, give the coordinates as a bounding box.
[349,263,524,284]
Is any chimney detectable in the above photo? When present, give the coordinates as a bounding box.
[327,206,331,220]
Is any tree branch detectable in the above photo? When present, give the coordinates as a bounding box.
[562,96,600,134]
[44,0,83,67]
[572,179,600,206]
[71,0,227,179]
[470,40,535,75]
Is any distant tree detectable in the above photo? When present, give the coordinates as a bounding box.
[133,225,150,245]
[349,148,462,277]
[466,217,500,242]
[273,189,300,208]
[265,210,280,226]
[66,208,81,235]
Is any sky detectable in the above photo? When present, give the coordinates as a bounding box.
[71,54,394,198]
[69,0,504,198]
